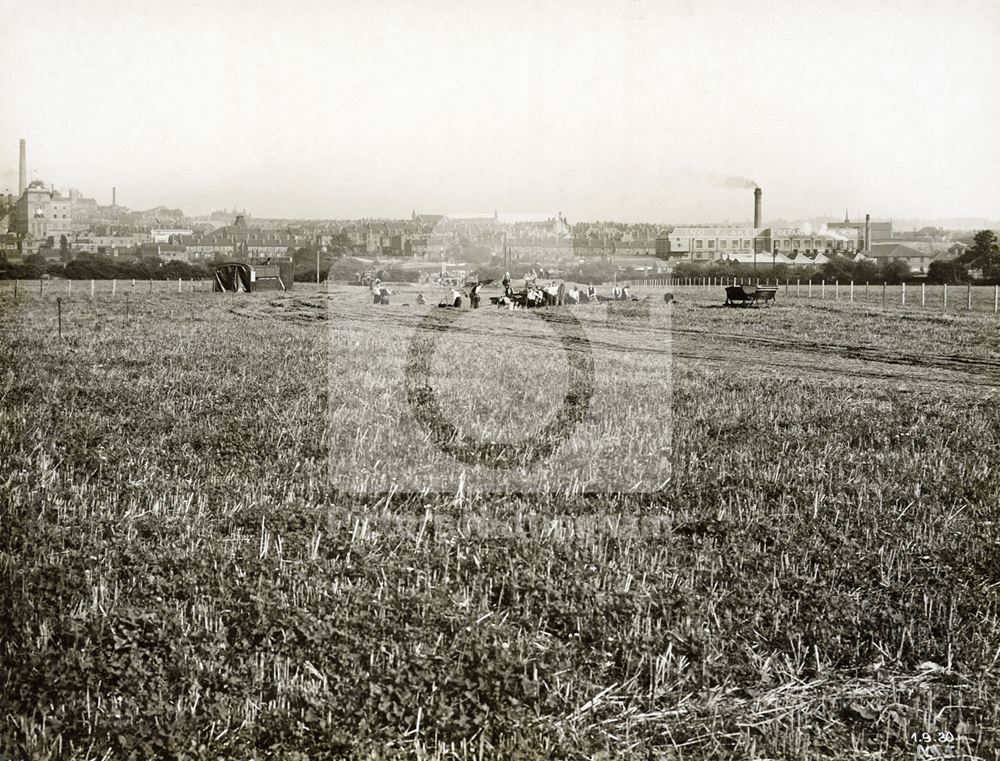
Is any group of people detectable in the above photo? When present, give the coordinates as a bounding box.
[369,278,392,305]
[372,271,636,309]
[611,283,632,300]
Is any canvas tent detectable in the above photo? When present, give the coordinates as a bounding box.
[213,260,294,292]
[214,262,253,292]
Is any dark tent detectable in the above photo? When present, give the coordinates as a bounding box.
[214,262,253,293]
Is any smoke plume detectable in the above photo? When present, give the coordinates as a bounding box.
[708,174,758,190]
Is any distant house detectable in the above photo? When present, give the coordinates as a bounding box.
[411,211,445,226]
[929,247,961,265]
[183,215,299,260]
[862,243,934,274]
[138,242,189,262]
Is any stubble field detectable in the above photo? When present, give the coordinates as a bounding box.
[1,282,998,760]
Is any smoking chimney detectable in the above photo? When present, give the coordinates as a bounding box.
[18,139,26,195]
[112,186,116,207]
[753,187,762,228]
[864,213,871,251]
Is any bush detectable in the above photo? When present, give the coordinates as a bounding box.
[877,260,912,285]
[329,257,372,282]
[0,262,45,279]
[671,260,817,282]
[926,261,971,284]
[59,256,212,281]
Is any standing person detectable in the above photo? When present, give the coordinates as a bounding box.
[438,288,461,308]
[587,283,596,301]
[470,282,482,309]
[621,283,631,300]
[502,271,512,297]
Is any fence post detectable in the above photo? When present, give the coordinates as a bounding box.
[902,282,906,305]
[796,278,800,297]
[149,279,152,294]
[967,283,972,311]
[67,280,72,297]
[90,279,95,299]
[882,282,886,306]
[39,278,43,295]
[943,283,948,310]
[13,279,17,298]
[834,280,839,300]
[850,281,854,303]
[178,278,182,293]
[808,280,812,298]
[921,282,925,307]
[821,280,826,299]
[995,284,998,314]
[112,279,117,298]
[866,281,869,301]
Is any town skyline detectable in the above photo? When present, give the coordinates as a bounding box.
[3,0,999,224]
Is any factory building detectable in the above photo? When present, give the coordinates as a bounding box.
[667,187,878,263]
[770,226,860,255]
[827,213,892,245]
[667,227,763,261]
[10,180,74,254]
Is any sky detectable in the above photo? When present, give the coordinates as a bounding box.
[2,0,999,223]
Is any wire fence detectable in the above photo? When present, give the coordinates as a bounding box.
[637,276,1000,314]
[2,276,998,315]
[0,277,220,299]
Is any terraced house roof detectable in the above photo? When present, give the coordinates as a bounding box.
[865,243,928,260]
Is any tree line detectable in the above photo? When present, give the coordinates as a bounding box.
[0,253,215,281]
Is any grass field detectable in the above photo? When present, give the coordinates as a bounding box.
[1,282,998,759]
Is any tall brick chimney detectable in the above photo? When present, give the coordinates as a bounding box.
[18,139,26,195]
[753,187,762,228]
[864,213,871,251]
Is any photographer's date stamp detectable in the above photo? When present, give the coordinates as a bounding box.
[911,730,962,759]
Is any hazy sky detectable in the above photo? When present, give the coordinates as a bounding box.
[3,0,998,223]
